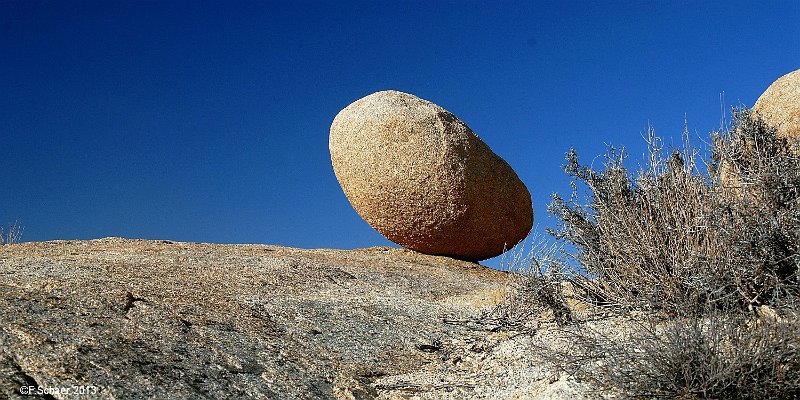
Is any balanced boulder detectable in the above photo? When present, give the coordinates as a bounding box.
[329,90,532,261]
[753,68,800,141]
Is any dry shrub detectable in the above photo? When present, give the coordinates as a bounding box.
[510,109,800,398]
[548,109,799,314]
[1,220,23,245]
[494,237,573,329]
[540,311,800,399]
[710,109,800,310]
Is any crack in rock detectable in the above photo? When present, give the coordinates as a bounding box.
[123,291,146,314]
[11,358,57,400]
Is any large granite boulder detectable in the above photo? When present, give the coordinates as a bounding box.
[754,68,800,141]
[329,90,532,261]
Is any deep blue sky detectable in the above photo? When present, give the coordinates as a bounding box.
[2,1,798,268]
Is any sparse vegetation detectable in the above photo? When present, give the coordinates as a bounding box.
[493,234,573,330]
[1,220,23,245]
[504,109,800,398]
[539,310,800,399]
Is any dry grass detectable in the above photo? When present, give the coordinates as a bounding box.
[0,220,23,245]
[538,311,800,399]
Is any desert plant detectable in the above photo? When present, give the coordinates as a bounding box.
[0,220,23,245]
[537,310,800,399]
[547,110,799,315]
[509,109,800,398]
[710,109,800,310]
[494,235,573,329]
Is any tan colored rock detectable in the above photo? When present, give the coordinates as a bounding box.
[329,90,533,261]
[754,68,800,141]
[0,238,601,399]
[0,238,512,400]
[721,69,800,190]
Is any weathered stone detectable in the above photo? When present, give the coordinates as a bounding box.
[0,239,602,399]
[721,69,800,190]
[754,68,800,141]
[329,91,533,261]
[0,239,509,400]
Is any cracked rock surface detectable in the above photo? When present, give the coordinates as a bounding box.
[0,238,520,399]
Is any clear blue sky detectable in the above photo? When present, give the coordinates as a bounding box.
[2,1,798,268]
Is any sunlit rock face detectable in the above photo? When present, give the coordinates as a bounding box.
[754,68,800,142]
[330,90,533,261]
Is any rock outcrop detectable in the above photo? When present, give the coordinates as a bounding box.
[754,68,800,141]
[329,91,533,261]
[0,238,591,400]
[0,239,507,399]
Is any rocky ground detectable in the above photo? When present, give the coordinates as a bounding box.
[0,238,589,399]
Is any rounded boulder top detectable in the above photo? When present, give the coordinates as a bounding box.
[754,68,800,141]
[329,90,533,262]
